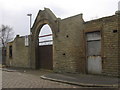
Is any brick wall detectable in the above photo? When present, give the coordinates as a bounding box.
[54,14,86,73]
[102,15,118,76]
[84,15,119,76]
[117,11,120,77]
[6,35,30,68]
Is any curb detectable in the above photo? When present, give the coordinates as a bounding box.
[1,68,17,72]
[40,75,118,87]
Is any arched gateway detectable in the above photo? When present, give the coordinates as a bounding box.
[30,8,58,69]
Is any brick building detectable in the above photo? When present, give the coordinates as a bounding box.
[6,8,120,77]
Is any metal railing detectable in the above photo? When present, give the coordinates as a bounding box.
[39,34,53,46]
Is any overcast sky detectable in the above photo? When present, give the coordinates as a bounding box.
[0,0,119,37]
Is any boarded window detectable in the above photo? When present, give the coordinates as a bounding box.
[86,31,101,41]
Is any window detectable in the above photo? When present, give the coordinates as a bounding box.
[9,46,12,58]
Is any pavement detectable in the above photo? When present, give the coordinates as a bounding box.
[2,67,120,88]
[41,73,119,87]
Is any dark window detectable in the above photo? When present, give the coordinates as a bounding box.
[9,46,12,58]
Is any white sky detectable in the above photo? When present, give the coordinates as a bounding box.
[0,0,119,37]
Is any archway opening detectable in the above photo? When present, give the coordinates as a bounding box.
[38,24,53,70]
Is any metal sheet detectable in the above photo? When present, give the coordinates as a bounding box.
[86,32,101,41]
[88,56,102,74]
[39,45,53,70]
[86,31,102,74]
[87,40,101,56]
[25,35,29,46]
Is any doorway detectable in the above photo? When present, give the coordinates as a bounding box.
[38,24,53,70]
[86,31,102,74]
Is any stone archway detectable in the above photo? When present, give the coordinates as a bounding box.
[38,24,53,70]
[30,8,58,69]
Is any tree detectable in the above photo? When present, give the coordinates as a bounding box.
[0,25,14,47]
[0,25,14,65]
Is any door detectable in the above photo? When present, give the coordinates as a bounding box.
[86,31,102,74]
[39,45,53,70]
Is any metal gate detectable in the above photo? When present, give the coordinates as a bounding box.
[86,31,102,74]
[38,34,53,70]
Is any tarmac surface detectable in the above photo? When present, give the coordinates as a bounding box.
[41,73,119,87]
[2,67,120,88]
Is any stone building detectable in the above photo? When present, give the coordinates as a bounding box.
[6,8,120,77]
[6,35,30,68]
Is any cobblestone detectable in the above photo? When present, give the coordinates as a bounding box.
[2,70,80,88]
